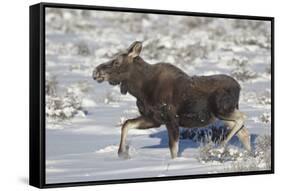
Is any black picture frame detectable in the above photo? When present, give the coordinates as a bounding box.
[29,2,274,189]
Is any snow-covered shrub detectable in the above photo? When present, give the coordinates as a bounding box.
[199,144,248,163]
[182,17,212,30]
[224,135,271,172]
[198,134,271,172]
[185,42,209,61]
[46,41,91,57]
[234,36,270,49]
[76,41,91,56]
[193,124,271,170]
[228,57,248,68]
[225,159,264,172]
[46,75,87,121]
[258,95,271,105]
[254,135,271,169]
[45,74,58,96]
[45,8,64,32]
[228,57,258,82]
[260,113,271,124]
[231,67,258,82]
[46,94,84,120]
[232,20,271,49]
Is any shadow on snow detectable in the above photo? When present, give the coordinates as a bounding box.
[143,128,258,156]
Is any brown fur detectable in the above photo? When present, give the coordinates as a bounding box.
[93,41,248,159]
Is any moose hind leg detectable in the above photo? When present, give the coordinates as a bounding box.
[236,127,251,151]
[218,110,249,150]
[223,120,251,152]
[118,116,160,159]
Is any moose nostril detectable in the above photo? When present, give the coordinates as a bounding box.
[92,70,98,80]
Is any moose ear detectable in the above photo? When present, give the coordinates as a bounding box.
[127,41,142,58]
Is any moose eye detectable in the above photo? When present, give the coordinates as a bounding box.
[113,60,120,66]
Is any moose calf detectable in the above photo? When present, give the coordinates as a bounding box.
[93,41,251,159]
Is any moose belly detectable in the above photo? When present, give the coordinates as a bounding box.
[136,99,215,127]
[136,100,174,123]
[178,110,215,128]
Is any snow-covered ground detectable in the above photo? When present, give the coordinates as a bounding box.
[45,8,272,184]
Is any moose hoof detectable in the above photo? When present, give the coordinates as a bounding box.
[219,141,227,149]
[170,153,180,159]
[118,149,131,159]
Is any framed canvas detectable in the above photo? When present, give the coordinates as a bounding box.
[29,2,274,188]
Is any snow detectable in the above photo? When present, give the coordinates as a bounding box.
[45,8,271,184]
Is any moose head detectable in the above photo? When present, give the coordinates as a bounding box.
[92,41,142,87]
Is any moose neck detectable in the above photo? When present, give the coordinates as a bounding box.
[125,57,152,99]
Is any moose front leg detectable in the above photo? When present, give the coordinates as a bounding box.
[118,116,161,159]
[166,123,180,159]
[163,104,180,159]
